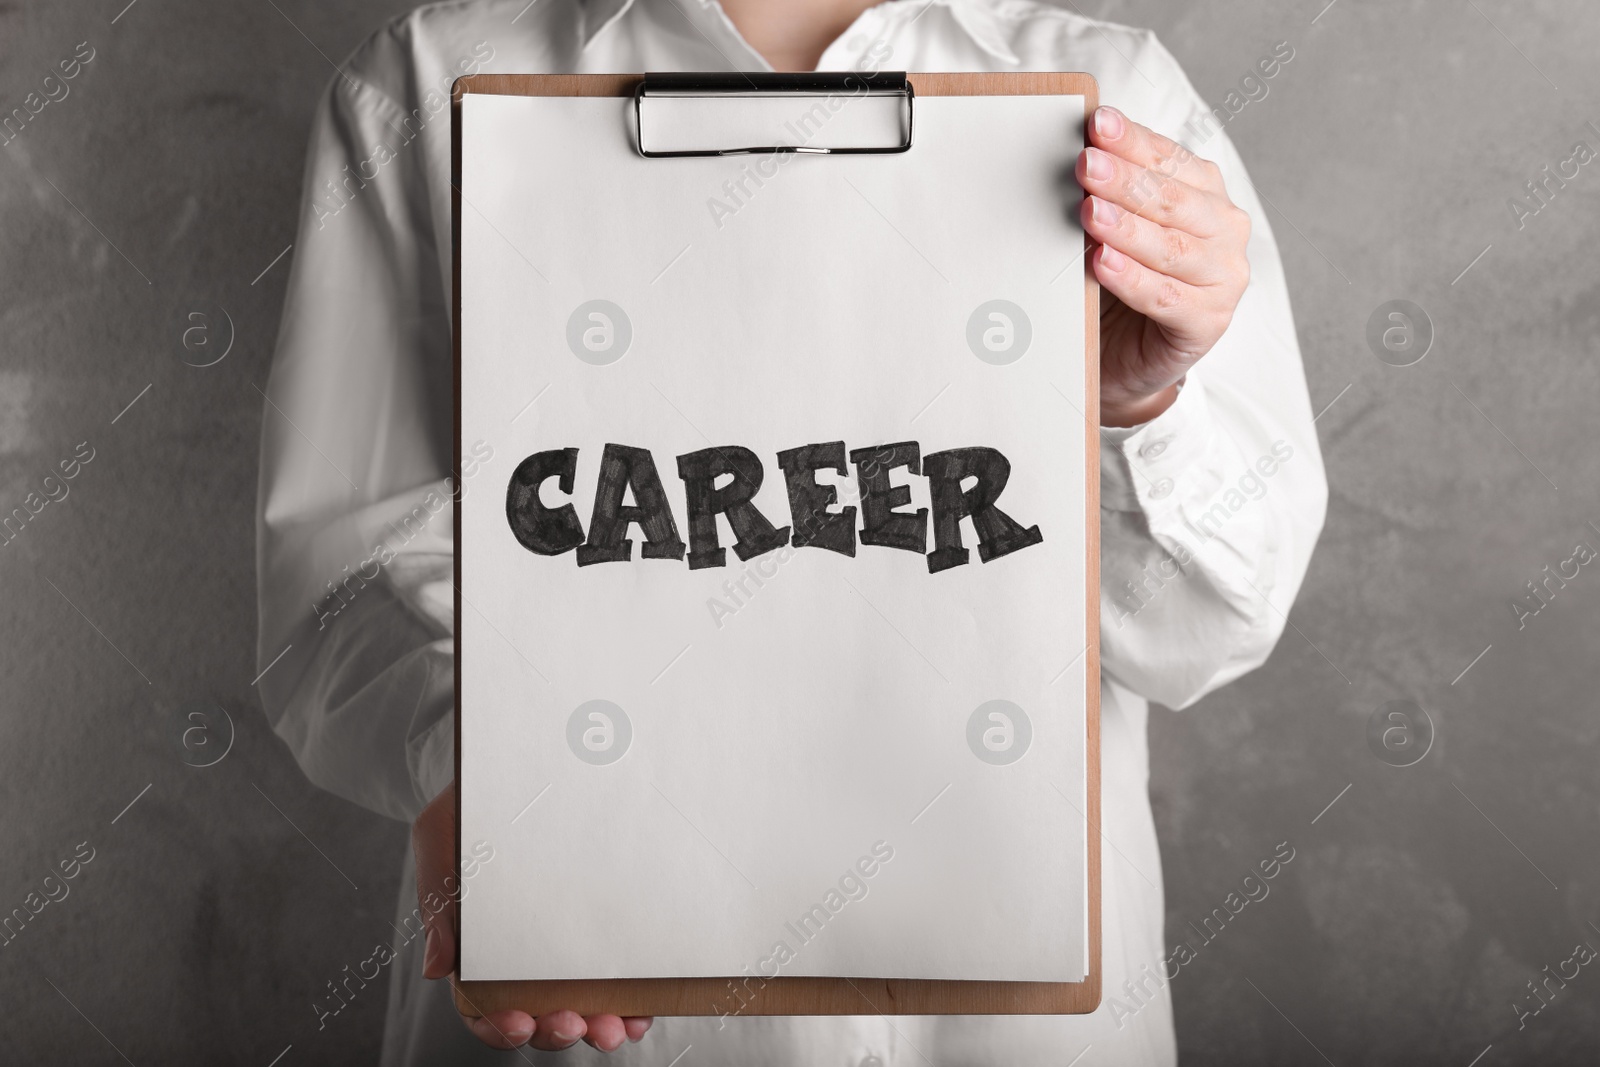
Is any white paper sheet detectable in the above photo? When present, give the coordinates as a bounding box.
[458,90,1090,984]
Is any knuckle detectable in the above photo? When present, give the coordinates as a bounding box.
[1160,228,1193,271]
[1120,169,1149,206]
[1155,279,1186,311]
[1166,146,1196,178]
[1155,178,1185,219]
[1233,205,1252,238]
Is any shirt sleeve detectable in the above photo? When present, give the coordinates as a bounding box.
[1096,64,1330,710]
[255,71,457,824]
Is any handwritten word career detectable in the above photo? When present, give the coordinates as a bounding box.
[506,440,1044,575]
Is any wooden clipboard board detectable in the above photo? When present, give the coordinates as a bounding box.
[452,71,1101,1018]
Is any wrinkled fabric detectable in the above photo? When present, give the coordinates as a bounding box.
[256,1,1327,1063]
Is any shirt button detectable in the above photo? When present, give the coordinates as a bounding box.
[1148,478,1174,500]
[1139,436,1171,460]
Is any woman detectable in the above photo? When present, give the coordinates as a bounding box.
[257,0,1327,1062]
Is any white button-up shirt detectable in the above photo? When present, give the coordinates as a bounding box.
[256,1,1327,1063]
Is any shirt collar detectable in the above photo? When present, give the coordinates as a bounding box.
[579,0,1021,66]
[580,0,636,48]
[940,0,1021,65]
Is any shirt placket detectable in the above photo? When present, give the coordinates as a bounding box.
[668,0,907,73]
[816,4,896,72]
[663,0,772,70]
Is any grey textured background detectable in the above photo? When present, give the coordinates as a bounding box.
[1,0,1596,1064]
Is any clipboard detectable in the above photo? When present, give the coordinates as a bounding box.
[452,71,1101,1018]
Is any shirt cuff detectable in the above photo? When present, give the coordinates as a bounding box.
[1100,375,1224,520]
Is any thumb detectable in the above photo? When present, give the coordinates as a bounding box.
[412,781,458,981]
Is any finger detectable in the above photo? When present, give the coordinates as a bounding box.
[582,1014,629,1052]
[1091,243,1222,351]
[1088,105,1225,194]
[411,783,457,981]
[1078,145,1229,238]
[623,1017,654,1043]
[464,1009,536,1050]
[529,1010,586,1052]
[1081,195,1230,288]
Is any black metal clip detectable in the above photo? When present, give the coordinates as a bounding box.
[633,71,915,158]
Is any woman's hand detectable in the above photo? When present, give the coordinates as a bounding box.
[412,783,653,1052]
[1078,106,1253,427]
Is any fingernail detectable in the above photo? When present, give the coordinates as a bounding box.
[1100,245,1128,272]
[552,1028,581,1044]
[1091,196,1121,226]
[423,927,441,975]
[506,1027,533,1043]
[1094,106,1125,141]
[1085,147,1112,182]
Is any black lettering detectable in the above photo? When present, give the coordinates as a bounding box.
[923,447,1043,573]
[676,447,790,570]
[576,444,685,565]
[505,448,585,555]
[776,441,856,557]
[849,441,926,554]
